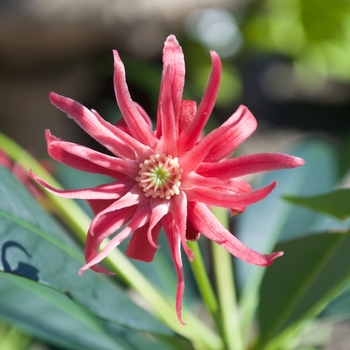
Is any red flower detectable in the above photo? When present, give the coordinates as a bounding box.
[31,35,304,324]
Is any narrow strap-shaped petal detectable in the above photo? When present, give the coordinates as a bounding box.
[92,105,152,137]
[126,222,161,262]
[113,50,157,148]
[212,178,252,194]
[82,206,136,274]
[179,105,254,172]
[30,171,129,200]
[212,179,252,215]
[178,100,197,135]
[156,35,185,138]
[197,153,305,179]
[186,217,200,241]
[80,204,150,275]
[46,131,139,179]
[87,199,120,216]
[90,184,143,235]
[204,105,257,162]
[181,171,225,190]
[86,176,135,215]
[134,102,153,128]
[162,213,186,325]
[170,191,194,261]
[185,181,277,209]
[147,198,170,248]
[188,202,283,266]
[157,65,177,155]
[49,92,153,159]
[178,51,221,152]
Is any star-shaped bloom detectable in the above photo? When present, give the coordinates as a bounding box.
[30,35,304,324]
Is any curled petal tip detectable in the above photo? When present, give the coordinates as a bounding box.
[262,251,284,266]
[48,91,60,103]
[112,49,121,61]
[209,50,220,60]
[165,34,179,45]
[176,302,186,326]
[295,157,305,166]
[79,264,115,276]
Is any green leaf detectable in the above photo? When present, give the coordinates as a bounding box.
[284,189,350,220]
[0,272,125,350]
[236,138,337,335]
[0,321,32,350]
[258,231,350,349]
[0,165,171,335]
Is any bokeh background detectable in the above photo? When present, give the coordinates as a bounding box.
[1,0,350,158]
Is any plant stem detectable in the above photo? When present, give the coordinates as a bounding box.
[0,133,223,350]
[211,207,244,350]
[188,241,220,328]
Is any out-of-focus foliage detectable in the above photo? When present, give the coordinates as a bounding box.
[244,0,350,82]
[284,189,350,220]
[0,322,32,350]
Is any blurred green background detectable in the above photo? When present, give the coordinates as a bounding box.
[1,0,350,156]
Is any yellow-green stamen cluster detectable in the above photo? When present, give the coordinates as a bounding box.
[136,154,183,200]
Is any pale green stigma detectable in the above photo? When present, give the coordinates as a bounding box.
[136,154,183,200]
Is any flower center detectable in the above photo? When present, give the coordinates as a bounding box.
[136,154,183,200]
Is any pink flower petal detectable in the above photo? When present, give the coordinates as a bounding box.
[30,171,130,200]
[0,149,13,168]
[87,199,119,216]
[178,51,221,152]
[134,102,153,128]
[179,105,256,172]
[213,179,252,215]
[49,92,152,159]
[198,153,305,179]
[46,130,139,179]
[113,50,157,148]
[157,65,177,155]
[213,178,252,194]
[170,191,194,261]
[178,100,197,135]
[83,206,136,274]
[204,105,257,162]
[186,181,277,209]
[188,202,283,266]
[185,218,200,241]
[126,222,161,262]
[90,184,143,235]
[80,203,151,274]
[147,198,170,248]
[182,172,225,190]
[156,35,185,138]
[162,213,186,325]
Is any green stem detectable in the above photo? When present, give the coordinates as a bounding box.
[188,241,220,328]
[211,207,244,350]
[0,133,223,350]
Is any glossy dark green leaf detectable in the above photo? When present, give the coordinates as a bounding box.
[0,272,125,350]
[284,189,350,220]
[321,280,350,318]
[236,138,337,292]
[0,321,32,350]
[0,166,171,335]
[258,231,350,347]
